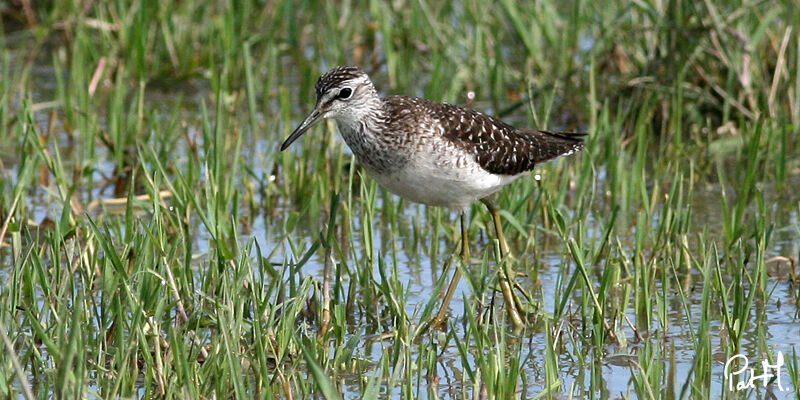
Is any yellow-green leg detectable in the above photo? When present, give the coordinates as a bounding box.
[434,212,470,325]
[480,197,525,327]
[480,198,510,257]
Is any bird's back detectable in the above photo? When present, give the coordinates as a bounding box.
[382,96,584,176]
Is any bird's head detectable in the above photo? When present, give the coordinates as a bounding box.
[280,66,378,151]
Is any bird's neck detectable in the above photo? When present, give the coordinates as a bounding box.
[334,97,407,174]
[334,96,386,145]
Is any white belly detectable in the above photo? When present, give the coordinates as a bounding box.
[366,154,520,211]
[340,123,523,210]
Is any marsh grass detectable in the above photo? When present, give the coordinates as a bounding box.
[1,0,799,398]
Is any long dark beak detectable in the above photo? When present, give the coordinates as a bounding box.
[280,108,323,151]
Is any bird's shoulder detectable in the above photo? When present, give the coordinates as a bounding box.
[382,95,517,142]
[381,95,584,175]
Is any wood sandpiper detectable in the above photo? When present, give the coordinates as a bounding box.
[280,66,584,327]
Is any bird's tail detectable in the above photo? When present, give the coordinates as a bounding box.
[524,129,586,163]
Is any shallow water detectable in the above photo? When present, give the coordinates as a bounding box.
[3,36,799,399]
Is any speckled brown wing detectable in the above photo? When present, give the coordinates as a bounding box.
[384,96,584,176]
[493,129,586,174]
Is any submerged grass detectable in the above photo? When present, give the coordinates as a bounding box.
[1,0,799,398]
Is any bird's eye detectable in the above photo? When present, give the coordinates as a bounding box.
[337,87,353,100]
